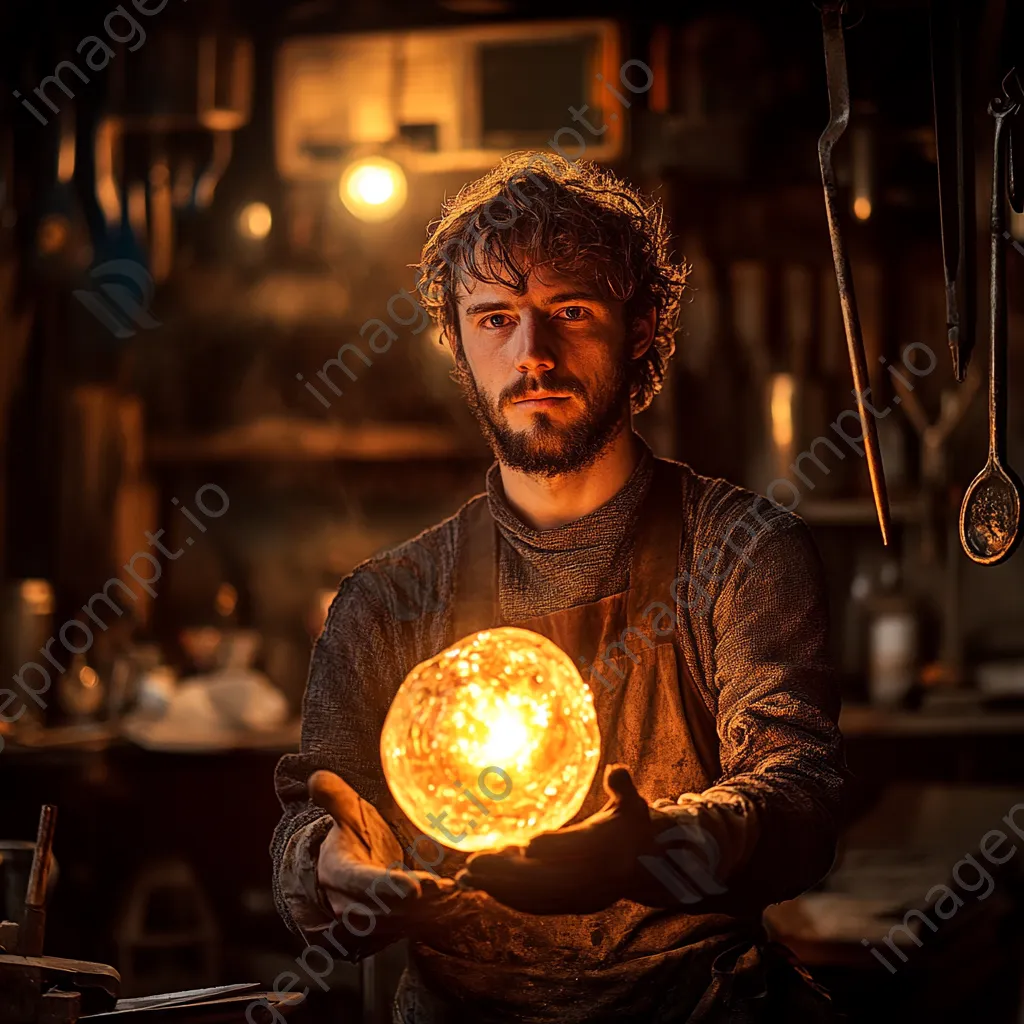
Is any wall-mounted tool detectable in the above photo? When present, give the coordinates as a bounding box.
[929,0,977,382]
[816,1,892,545]
[959,73,1023,566]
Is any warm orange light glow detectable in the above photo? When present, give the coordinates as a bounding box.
[58,131,75,184]
[381,627,601,851]
[20,580,53,614]
[339,156,407,222]
[770,372,795,451]
[853,196,872,221]
[215,582,239,617]
[37,216,68,255]
[238,202,272,240]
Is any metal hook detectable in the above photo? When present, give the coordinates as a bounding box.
[1001,68,1024,107]
[811,0,866,31]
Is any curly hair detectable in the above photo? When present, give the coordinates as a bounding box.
[413,151,689,414]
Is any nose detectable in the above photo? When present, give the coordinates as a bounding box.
[512,315,556,376]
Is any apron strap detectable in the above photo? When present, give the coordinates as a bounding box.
[625,458,685,625]
[451,494,500,643]
[628,458,722,781]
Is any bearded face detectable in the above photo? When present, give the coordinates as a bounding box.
[452,267,647,478]
[452,355,632,477]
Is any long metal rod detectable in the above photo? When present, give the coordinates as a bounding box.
[18,803,57,957]
[987,96,1013,463]
[817,2,892,545]
[930,0,977,381]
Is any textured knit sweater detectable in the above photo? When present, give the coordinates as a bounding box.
[270,439,846,1014]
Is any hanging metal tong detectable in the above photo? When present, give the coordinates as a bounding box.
[817,1,892,545]
[929,0,978,382]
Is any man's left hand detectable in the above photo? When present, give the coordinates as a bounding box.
[455,763,709,914]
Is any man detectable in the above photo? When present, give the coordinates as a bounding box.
[272,152,846,1023]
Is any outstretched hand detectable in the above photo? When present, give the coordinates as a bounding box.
[455,764,698,914]
[310,770,456,935]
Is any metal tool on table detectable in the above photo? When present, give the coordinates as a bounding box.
[1,807,299,1024]
[929,0,977,382]
[18,805,56,958]
[959,72,1024,566]
[0,805,121,1024]
[817,0,892,545]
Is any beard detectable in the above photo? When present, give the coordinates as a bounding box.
[452,355,632,477]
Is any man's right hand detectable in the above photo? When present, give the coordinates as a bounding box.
[309,770,457,939]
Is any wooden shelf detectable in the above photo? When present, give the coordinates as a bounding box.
[800,496,927,526]
[148,416,487,464]
[840,703,1024,737]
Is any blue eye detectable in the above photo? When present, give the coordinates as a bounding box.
[558,306,589,321]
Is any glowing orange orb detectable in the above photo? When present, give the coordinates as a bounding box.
[380,627,601,851]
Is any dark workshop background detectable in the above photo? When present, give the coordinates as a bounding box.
[2,0,1024,1021]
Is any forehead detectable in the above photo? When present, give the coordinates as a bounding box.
[455,265,598,307]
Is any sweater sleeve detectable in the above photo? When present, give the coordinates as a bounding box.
[661,498,847,911]
[270,533,453,951]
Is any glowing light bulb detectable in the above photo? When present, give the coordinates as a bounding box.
[339,156,407,222]
[853,196,872,221]
[238,202,272,240]
[380,626,601,851]
[351,166,394,205]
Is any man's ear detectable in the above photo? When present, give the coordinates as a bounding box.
[446,326,468,369]
[630,307,657,360]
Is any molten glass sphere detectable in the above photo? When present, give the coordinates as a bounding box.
[380,627,602,851]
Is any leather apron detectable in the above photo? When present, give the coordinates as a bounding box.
[392,459,825,1024]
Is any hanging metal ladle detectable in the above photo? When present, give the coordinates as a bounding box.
[959,73,1023,565]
